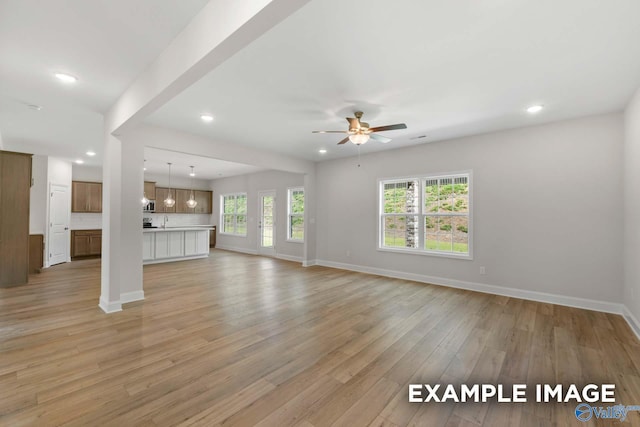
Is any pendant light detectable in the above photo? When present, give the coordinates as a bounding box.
[164,162,176,208]
[141,160,150,207]
[186,166,198,209]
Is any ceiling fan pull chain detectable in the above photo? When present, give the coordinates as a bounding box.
[357,145,361,168]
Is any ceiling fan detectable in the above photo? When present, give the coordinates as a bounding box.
[313,111,407,145]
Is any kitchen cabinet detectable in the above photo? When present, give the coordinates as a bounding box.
[143,228,210,264]
[72,181,102,213]
[175,189,192,213]
[0,150,32,287]
[144,181,156,200]
[71,229,102,259]
[210,226,216,248]
[154,187,176,213]
[194,190,212,214]
[29,234,44,274]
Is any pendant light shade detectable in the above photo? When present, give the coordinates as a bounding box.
[186,166,198,208]
[164,162,176,208]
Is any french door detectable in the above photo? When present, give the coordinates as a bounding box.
[258,191,276,256]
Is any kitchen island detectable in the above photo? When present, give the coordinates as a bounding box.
[142,227,213,264]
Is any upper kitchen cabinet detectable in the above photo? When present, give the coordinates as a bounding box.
[144,181,156,200]
[175,189,192,213]
[0,150,32,287]
[72,181,102,213]
[194,190,212,214]
[155,187,176,213]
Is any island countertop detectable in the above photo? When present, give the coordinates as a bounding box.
[143,226,215,233]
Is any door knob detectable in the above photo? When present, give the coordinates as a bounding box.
[64,227,69,230]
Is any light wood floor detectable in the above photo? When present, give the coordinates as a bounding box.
[1,250,639,427]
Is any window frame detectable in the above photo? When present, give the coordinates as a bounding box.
[220,192,248,237]
[377,171,473,260]
[287,187,305,243]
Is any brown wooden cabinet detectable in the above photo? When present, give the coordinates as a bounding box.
[71,230,102,259]
[209,226,216,248]
[144,181,156,201]
[29,234,44,274]
[154,187,176,213]
[194,190,212,214]
[0,150,32,287]
[175,189,192,213]
[72,181,102,212]
[155,187,212,214]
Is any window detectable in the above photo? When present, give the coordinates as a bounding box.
[220,193,247,236]
[379,172,471,258]
[287,187,304,242]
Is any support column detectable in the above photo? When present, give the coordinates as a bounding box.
[99,133,144,313]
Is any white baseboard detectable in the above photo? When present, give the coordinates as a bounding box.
[315,259,624,315]
[302,259,317,267]
[276,253,303,263]
[623,306,640,341]
[99,297,122,314]
[215,245,258,256]
[121,291,145,304]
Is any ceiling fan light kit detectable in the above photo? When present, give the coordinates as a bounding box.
[313,111,407,146]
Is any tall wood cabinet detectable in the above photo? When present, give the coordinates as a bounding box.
[0,150,32,287]
[72,181,102,212]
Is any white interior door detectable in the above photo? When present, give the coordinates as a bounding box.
[49,184,69,266]
[258,191,276,256]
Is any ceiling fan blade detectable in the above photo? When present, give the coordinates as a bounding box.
[312,130,348,133]
[370,133,392,143]
[369,123,407,133]
[346,117,360,130]
[337,136,350,145]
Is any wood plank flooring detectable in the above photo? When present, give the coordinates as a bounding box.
[1,250,639,426]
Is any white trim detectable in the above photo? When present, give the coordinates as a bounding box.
[315,259,624,315]
[275,253,303,263]
[215,244,258,255]
[121,291,145,304]
[623,306,640,342]
[302,259,317,267]
[99,298,122,314]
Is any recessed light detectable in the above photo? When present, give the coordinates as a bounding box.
[75,159,84,164]
[86,151,96,156]
[526,104,544,114]
[200,114,214,122]
[318,149,327,154]
[55,73,78,84]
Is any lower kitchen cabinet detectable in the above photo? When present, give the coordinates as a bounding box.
[71,230,102,259]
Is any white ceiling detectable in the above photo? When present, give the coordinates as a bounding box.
[144,147,265,180]
[2,0,640,166]
[145,0,640,161]
[0,0,208,164]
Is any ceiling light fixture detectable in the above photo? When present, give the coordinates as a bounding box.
[200,114,214,122]
[75,159,84,164]
[141,161,150,207]
[27,104,42,111]
[164,163,176,208]
[349,133,370,145]
[527,104,544,114]
[186,166,198,209]
[55,73,78,84]
[318,149,327,154]
[86,151,96,156]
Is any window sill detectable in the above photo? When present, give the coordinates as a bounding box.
[220,232,247,237]
[377,246,473,260]
[286,239,304,244]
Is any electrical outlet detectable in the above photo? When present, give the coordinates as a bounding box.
[480,266,486,275]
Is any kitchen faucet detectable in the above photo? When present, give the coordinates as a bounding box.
[163,215,169,228]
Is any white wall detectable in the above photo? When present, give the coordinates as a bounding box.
[29,155,48,234]
[72,164,102,182]
[316,113,624,305]
[624,88,640,333]
[211,170,305,260]
[143,172,211,192]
